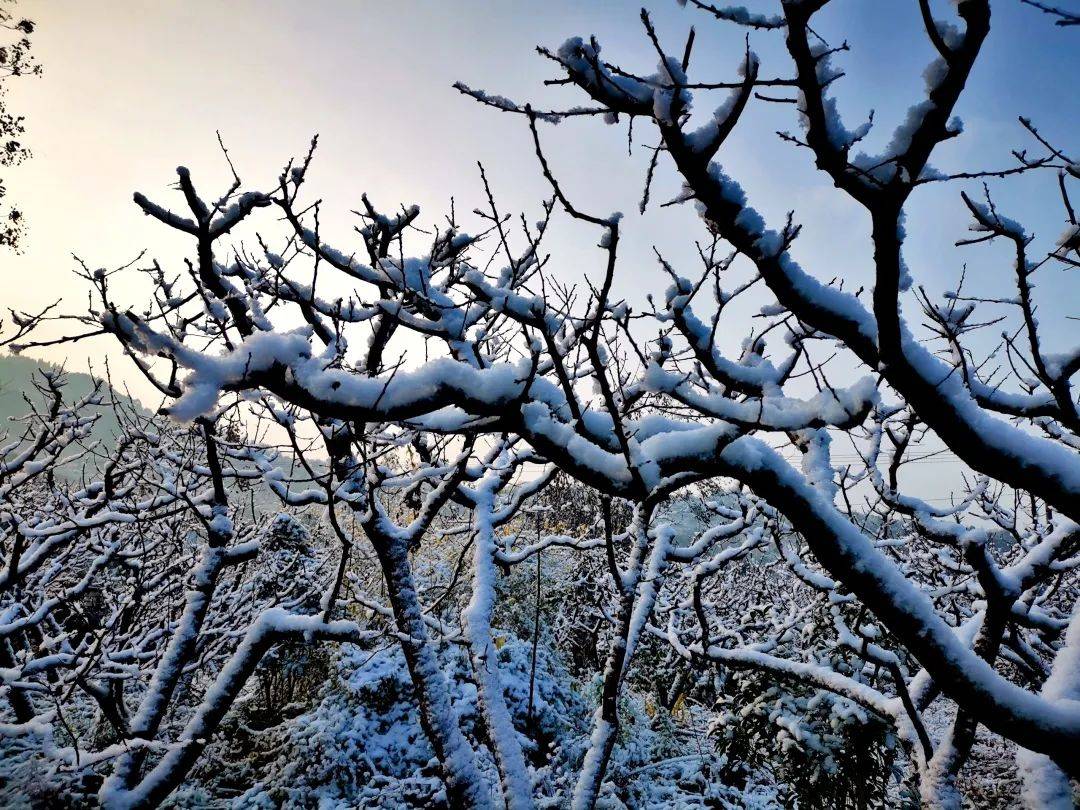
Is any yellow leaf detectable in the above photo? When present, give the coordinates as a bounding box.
[671,692,686,719]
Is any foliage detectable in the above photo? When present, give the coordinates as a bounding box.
[0,0,38,250]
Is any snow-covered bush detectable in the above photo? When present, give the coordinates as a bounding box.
[233,633,591,809]
[710,670,897,808]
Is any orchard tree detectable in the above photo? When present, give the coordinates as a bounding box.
[456,0,1080,804]
[14,0,1078,807]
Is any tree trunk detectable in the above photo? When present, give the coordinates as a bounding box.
[373,535,493,810]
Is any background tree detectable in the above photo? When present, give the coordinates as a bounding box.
[0,0,38,250]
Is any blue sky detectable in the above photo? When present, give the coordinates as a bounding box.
[6,0,1078,495]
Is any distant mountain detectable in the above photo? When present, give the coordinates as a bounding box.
[0,353,148,455]
[0,354,308,513]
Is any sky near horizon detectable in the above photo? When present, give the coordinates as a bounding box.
[3,1,1078,496]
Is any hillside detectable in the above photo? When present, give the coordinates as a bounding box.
[0,352,148,454]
